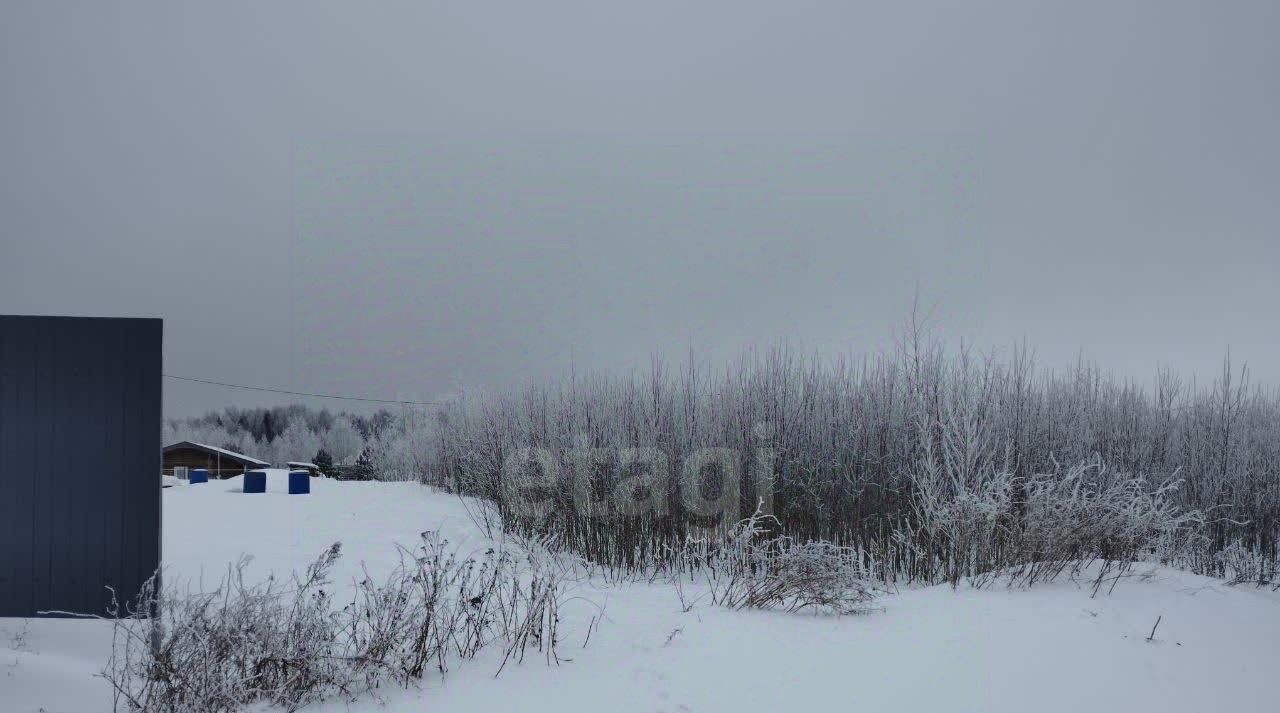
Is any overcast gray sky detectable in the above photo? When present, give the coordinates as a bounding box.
[2,1,1277,416]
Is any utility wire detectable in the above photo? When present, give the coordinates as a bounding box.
[163,374,442,406]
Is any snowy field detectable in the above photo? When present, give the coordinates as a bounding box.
[4,470,1280,713]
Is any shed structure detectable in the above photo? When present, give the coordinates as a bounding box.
[163,441,269,479]
[286,461,322,477]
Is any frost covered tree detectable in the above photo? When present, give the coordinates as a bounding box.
[363,409,437,481]
[323,417,365,465]
[277,423,322,464]
[313,449,335,478]
[365,432,413,481]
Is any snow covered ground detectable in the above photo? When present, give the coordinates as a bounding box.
[4,470,1279,712]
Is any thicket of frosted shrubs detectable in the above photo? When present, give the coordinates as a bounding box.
[416,335,1278,587]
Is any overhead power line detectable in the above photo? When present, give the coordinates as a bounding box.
[163,374,442,406]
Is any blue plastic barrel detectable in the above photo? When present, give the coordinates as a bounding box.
[188,469,209,484]
[243,470,267,493]
[288,471,310,495]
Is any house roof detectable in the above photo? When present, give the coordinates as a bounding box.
[163,440,270,467]
[287,461,320,469]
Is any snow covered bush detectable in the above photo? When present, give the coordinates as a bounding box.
[683,509,879,615]
[101,535,569,713]
[904,365,1202,588]
[1213,539,1279,586]
[102,548,346,713]
[1001,464,1199,587]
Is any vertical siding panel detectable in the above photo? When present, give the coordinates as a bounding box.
[32,318,53,611]
[113,324,132,613]
[61,320,85,611]
[46,320,74,613]
[121,318,161,614]
[0,322,11,615]
[0,324,14,614]
[99,323,123,611]
[78,319,108,611]
[146,321,163,601]
[121,321,146,606]
[60,321,85,612]
[11,322,38,615]
[145,320,162,602]
[117,322,139,614]
[89,322,109,610]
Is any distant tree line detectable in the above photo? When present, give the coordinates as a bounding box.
[164,404,404,480]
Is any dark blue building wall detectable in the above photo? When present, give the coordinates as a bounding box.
[0,316,162,617]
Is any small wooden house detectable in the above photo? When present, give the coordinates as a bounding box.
[163,441,269,479]
[287,461,323,477]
